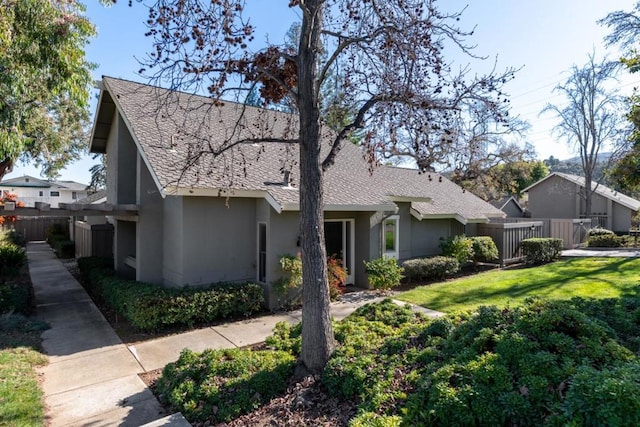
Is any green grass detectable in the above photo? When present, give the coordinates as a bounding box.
[397,257,640,313]
[0,314,48,427]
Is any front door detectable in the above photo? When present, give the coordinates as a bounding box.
[324,219,354,284]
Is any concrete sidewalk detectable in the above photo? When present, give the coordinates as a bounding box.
[28,241,442,426]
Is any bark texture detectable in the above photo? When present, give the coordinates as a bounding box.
[298,1,335,373]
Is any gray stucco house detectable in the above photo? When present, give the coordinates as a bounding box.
[491,195,525,218]
[89,77,505,307]
[524,172,640,232]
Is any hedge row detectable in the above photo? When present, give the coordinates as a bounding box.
[78,257,264,331]
[402,256,460,281]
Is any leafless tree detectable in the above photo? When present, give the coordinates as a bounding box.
[121,0,519,372]
[542,54,623,218]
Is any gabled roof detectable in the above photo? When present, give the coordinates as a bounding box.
[491,195,525,213]
[0,175,87,190]
[0,175,51,188]
[90,76,505,222]
[523,172,640,212]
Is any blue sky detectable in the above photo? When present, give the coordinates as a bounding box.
[7,0,639,184]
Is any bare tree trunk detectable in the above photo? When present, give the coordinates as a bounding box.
[298,1,335,374]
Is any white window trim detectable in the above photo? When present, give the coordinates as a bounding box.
[383,215,400,259]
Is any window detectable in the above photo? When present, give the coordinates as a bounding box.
[50,191,60,197]
[38,191,43,197]
[72,191,77,200]
[383,216,399,259]
[257,223,267,283]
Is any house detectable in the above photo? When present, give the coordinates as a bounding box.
[0,175,89,208]
[524,172,640,232]
[89,77,505,307]
[491,195,526,218]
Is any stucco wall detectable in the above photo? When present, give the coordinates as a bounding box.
[410,217,456,258]
[162,197,184,287]
[527,175,579,218]
[612,202,633,232]
[178,197,256,285]
[116,113,137,205]
[136,155,164,284]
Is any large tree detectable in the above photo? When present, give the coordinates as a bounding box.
[129,0,516,372]
[541,54,623,218]
[0,0,95,180]
[600,3,640,192]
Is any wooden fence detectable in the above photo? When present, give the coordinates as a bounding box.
[2,217,69,241]
[489,218,591,249]
[478,221,544,265]
[74,221,114,258]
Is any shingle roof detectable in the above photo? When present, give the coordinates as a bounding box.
[76,190,107,204]
[490,195,524,213]
[91,76,505,222]
[524,172,640,211]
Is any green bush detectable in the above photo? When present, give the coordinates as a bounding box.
[0,243,26,277]
[587,227,615,237]
[440,235,474,265]
[560,361,640,426]
[364,257,404,290]
[470,236,499,263]
[77,257,264,331]
[157,348,296,423]
[265,321,302,355]
[402,256,459,281]
[587,234,623,247]
[53,240,75,258]
[521,238,563,265]
[0,282,30,314]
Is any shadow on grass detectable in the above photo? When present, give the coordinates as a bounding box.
[399,257,640,312]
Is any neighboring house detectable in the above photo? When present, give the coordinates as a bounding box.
[89,77,505,308]
[74,190,109,225]
[524,172,640,232]
[491,196,526,218]
[0,175,89,208]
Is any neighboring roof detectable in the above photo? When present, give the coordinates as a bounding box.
[0,175,87,190]
[90,76,505,222]
[523,172,640,212]
[491,195,525,213]
[76,190,107,204]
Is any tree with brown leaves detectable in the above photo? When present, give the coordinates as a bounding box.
[112,0,518,373]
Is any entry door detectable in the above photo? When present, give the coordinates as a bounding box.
[324,219,354,284]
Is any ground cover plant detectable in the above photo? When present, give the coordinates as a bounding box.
[397,257,640,313]
[157,295,640,426]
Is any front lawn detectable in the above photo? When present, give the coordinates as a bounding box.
[397,257,640,313]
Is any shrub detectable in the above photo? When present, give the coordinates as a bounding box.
[274,254,344,308]
[587,227,615,237]
[53,240,75,258]
[470,236,499,263]
[157,348,296,423]
[77,257,264,331]
[521,238,563,265]
[0,243,26,277]
[364,257,404,291]
[265,321,302,355]
[560,361,640,426]
[0,282,30,314]
[46,223,68,243]
[440,235,474,265]
[402,256,459,281]
[587,234,623,248]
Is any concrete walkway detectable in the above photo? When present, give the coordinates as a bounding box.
[562,248,640,257]
[28,241,443,426]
